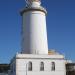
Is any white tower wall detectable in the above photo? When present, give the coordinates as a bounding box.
[21,1,48,54]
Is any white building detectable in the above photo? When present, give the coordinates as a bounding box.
[9,0,66,75]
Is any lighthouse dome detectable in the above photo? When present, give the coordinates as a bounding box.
[25,0,41,8]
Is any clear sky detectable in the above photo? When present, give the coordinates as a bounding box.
[0,0,75,63]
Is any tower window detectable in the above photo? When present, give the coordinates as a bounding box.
[28,62,32,71]
[51,62,55,71]
[40,62,44,71]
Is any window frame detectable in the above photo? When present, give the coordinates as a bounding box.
[40,62,44,71]
[51,62,55,71]
[28,62,32,71]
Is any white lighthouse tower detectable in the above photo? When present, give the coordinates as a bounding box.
[21,0,48,54]
[9,0,66,75]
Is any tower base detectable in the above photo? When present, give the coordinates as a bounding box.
[9,53,66,75]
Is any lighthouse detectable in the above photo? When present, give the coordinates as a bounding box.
[9,0,66,75]
[21,0,48,54]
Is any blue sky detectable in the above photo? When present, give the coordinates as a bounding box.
[0,0,75,63]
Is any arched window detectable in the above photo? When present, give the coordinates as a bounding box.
[28,62,32,71]
[51,62,55,71]
[40,62,44,71]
